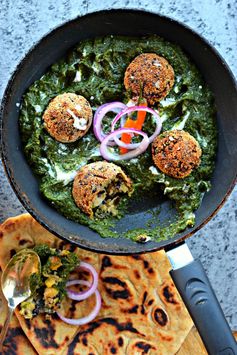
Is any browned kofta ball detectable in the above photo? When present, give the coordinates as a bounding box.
[152,130,202,179]
[43,93,92,143]
[72,161,133,218]
[124,53,175,105]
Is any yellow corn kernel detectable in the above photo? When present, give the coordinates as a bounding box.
[60,250,70,256]
[44,287,59,299]
[49,256,62,270]
[28,302,36,311]
[21,299,35,311]
[45,277,56,288]
[20,308,34,319]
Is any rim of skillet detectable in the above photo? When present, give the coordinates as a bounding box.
[1,8,237,255]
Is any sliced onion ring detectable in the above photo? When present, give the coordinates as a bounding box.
[111,105,162,144]
[66,261,98,301]
[100,128,149,161]
[93,102,127,144]
[57,280,101,326]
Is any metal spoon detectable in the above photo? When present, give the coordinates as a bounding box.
[0,249,41,350]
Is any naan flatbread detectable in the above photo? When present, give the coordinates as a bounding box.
[0,214,99,355]
[66,253,193,355]
[0,214,193,354]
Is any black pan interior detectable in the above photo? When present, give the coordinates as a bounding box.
[1,10,237,254]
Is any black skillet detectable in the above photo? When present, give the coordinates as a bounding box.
[1,9,237,354]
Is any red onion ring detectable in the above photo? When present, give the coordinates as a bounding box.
[111,105,162,144]
[93,102,127,144]
[57,280,101,326]
[100,128,149,161]
[66,261,98,301]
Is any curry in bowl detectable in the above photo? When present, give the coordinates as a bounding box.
[19,35,217,241]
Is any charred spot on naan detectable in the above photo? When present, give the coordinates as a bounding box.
[68,317,144,354]
[56,239,77,252]
[143,261,155,275]
[101,255,112,271]
[68,299,78,317]
[140,291,148,315]
[0,326,26,354]
[113,316,144,334]
[152,307,169,327]
[126,339,157,355]
[67,321,101,354]
[33,318,59,349]
[10,249,16,258]
[159,281,181,310]
[110,345,117,354]
[118,337,124,347]
[135,342,156,354]
[25,319,31,330]
[102,276,131,300]
[19,238,30,246]
[130,255,155,276]
[147,299,154,306]
[103,340,121,354]
[158,333,173,342]
[126,305,139,314]
[131,255,142,260]
[133,269,141,279]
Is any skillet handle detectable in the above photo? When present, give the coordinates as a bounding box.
[170,259,237,355]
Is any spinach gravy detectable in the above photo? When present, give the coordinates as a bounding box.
[19,35,217,241]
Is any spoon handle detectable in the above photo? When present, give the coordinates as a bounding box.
[0,306,14,351]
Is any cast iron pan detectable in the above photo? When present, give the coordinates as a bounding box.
[1,9,237,354]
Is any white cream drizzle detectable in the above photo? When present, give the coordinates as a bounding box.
[54,165,77,184]
[34,105,42,113]
[67,108,87,130]
[171,111,190,130]
[153,60,162,67]
[149,166,159,175]
[159,98,176,107]
[73,70,82,82]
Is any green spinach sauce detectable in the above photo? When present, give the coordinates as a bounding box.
[19,35,217,241]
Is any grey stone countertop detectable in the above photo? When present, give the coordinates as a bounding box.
[0,0,236,329]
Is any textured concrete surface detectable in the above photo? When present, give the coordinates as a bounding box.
[0,0,236,328]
